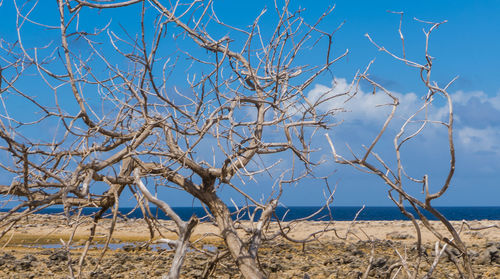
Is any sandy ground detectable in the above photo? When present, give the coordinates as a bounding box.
[0,214,499,278]
[2,214,499,246]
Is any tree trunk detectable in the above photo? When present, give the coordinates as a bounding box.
[203,192,266,279]
[167,216,198,279]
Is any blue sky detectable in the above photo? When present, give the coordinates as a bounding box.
[204,0,500,207]
[0,1,499,207]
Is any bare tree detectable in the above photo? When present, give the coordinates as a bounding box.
[326,14,475,279]
[0,0,345,278]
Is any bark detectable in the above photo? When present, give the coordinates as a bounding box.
[167,216,198,279]
[202,191,266,279]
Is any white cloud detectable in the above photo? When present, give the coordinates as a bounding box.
[457,126,500,154]
[308,78,500,154]
[452,90,500,110]
[307,77,421,124]
[451,91,500,154]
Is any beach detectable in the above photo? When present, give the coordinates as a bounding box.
[1,214,499,278]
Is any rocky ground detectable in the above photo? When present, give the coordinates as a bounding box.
[0,214,499,278]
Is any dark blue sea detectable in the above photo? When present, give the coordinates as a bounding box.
[5,206,500,221]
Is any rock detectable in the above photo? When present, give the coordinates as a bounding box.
[122,244,135,252]
[17,259,33,271]
[153,270,165,277]
[110,264,127,274]
[351,249,365,257]
[323,258,334,266]
[349,256,365,269]
[192,253,206,261]
[269,263,283,272]
[340,256,354,264]
[14,254,38,271]
[476,246,499,265]
[448,248,461,256]
[300,265,310,272]
[22,254,37,263]
[485,242,497,248]
[0,253,16,267]
[50,265,64,272]
[372,256,387,268]
[89,269,112,279]
[39,249,53,255]
[386,232,414,240]
[1,253,16,261]
[487,246,500,264]
[49,250,68,263]
[476,251,491,265]
[115,253,131,265]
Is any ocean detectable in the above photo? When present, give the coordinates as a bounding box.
[5,206,500,221]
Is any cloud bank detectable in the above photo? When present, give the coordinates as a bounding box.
[308,78,500,155]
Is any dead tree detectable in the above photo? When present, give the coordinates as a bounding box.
[325,14,475,279]
[0,0,346,277]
